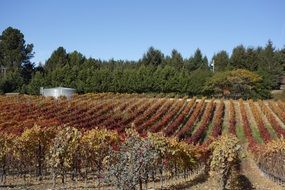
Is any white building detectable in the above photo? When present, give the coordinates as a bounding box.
[40,87,76,99]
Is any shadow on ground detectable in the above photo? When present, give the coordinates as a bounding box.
[234,174,255,190]
[168,172,209,190]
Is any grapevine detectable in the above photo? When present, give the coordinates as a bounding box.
[228,100,236,135]
[187,99,215,144]
[248,100,271,143]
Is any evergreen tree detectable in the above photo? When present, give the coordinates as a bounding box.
[230,45,247,69]
[141,47,165,66]
[193,48,204,69]
[68,51,85,65]
[0,27,34,69]
[212,50,229,72]
[245,47,258,71]
[1,26,284,99]
[27,71,45,95]
[21,62,35,84]
[257,40,283,90]
[275,47,285,72]
[185,49,209,71]
[169,49,184,69]
[186,68,212,95]
[202,56,209,70]
[0,70,23,93]
[0,27,34,92]
[44,47,68,72]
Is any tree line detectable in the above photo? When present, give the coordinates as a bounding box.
[0,27,284,99]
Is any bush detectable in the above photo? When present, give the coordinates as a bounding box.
[209,135,243,189]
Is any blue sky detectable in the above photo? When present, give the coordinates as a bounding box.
[1,0,285,64]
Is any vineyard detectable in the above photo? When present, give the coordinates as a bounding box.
[0,93,285,189]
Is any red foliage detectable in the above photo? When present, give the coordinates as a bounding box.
[228,100,236,135]
[133,99,167,127]
[239,99,256,148]
[176,98,206,139]
[248,100,271,143]
[268,101,285,124]
[277,100,285,111]
[136,101,174,132]
[258,100,285,138]
[150,99,185,133]
[164,98,196,136]
[187,99,215,144]
[205,100,225,145]
[116,99,154,132]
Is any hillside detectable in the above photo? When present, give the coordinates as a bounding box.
[1,93,285,189]
[1,93,285,144]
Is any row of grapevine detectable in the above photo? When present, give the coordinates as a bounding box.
[1,94,285,148]
[149,99,186,133]
[89,101,127,127]
[253,138,285,184]
[176,98,206,139]
[136,100,175,132]
[268,101,285,124]
[101,98,140,126]
[228,100,236,135]
[277,100,285,111]
[0,125,205,189]
[239,99,256,147]
[132,98,167,128]
[118,99,159,132]
[209,135,242,189]
[111,98,150,131]
[206,100,225,144]
[1,95,137,133]
[59,100,116,128]
[164,98,196,136]
[96,98,138,128]
[258,100,285,138]
[248,100,271,143]
[187,99,216,144]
